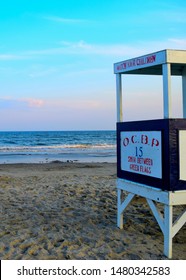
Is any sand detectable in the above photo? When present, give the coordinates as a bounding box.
[0,162,185,260]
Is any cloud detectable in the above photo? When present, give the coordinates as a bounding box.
[24,98,45,108]
[1,38,186,62]
[45,99,104,110]
[22,40,140,57]
[0,41,137,60]
[157,10,186,23]
[58,39,186,58]
[28,67,57,78]
[0,97,108,111]
[0,97,45,109]
[0,54,26,61]
[59,40,137,56]
[168,38,186,48]
[42,15,88,24]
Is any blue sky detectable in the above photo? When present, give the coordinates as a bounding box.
[0,0,186,130]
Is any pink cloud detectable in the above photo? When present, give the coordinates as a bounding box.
[23,98,45,108]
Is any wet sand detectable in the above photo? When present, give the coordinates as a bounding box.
[0,162,185,260]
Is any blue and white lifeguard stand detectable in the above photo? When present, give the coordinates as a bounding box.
[114,49,186,258]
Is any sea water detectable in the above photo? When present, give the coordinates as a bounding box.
[0,130,116,164]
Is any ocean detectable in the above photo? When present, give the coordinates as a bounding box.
[0,130,116,164]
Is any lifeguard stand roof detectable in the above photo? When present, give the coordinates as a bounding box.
[114,49,186,76]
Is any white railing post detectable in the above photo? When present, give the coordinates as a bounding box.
[182,67,186,118]
[116,73,123,122]
[162,63,172,118]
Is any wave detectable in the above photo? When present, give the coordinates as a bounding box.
[0,143,116,153]
[61,144,116,149]
[2,141,17,144]
[35,143,47,146]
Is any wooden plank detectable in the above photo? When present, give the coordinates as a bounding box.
[164,205,173,258]
[117,188,123,228]
[120,193,135,213]
[114,50,166,74]
[172,209,186,238]
[169,191,186,205]
[146,198,164,234]
[117,179,169,204]
[167,50,186,64]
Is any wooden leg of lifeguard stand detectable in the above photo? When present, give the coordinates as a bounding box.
[117,188,123,229]
[164,204,173,258]
[117,188,135,229]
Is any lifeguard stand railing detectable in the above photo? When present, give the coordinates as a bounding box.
[114,49,186,258]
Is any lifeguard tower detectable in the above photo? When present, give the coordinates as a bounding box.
[114,49,186,258]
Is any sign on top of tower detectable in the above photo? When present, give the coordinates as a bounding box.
[114,49,186,75]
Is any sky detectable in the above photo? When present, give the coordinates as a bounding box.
[0,0,186,131]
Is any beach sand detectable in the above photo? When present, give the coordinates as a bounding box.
[0,162,185,260]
